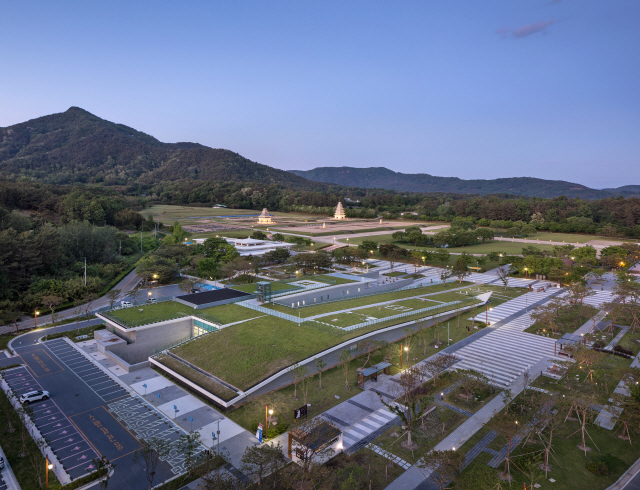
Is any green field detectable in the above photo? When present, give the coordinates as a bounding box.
[105,301,260,326]
[266,282,469,317]
[344,234,556,256]
[170,295,478,391]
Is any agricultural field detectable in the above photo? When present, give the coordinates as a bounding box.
[343,234,556,255]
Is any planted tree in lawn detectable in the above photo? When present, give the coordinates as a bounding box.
[289,364,309,400]
[452,256,470,284]
[129,288,142,306]
[456,369,489,402]
[339,350,352,391]
[315,358,327,390]
[241,442,287,488]
[566,392,600,456]
[381,366,429,456]
[300,370,315,406]
[357,338,385,368]
[1,308,23,335]
[489,402,525,482]
[82,293,98,322]
[41,295,63,334]
[105,288,122,309]
[417,449,464,490]
[421,353,458,386]
[133,437,173,489]
[27,436,49,489]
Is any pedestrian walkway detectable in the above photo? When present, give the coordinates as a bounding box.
[384,358,550,490]
[366,443,412,470]
[75,339,255,475]
[455,290,565,388]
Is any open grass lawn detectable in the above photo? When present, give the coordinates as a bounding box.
[344,235,555,256]
[532,231,624,244]
[615,329,640,355]
[105,301,262,326]
[198,303,264,324]
[106,301,193,325]
[531,352,631,406]
[524,304,599,337]
[383,271,406,277]
[315,298,480,328]
[455,417,640,490]
[266,282,470,317]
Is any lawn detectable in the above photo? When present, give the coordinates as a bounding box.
[265,282,471,317]
[524,304,599,337]
[104,301,262,326]
[105,301,193,326]
[314,296,481,328]
[171,293,483,393]
[343,235,556,256]
[455,414,640,490]
[530,351,631,406]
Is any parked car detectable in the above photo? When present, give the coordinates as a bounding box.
[121,301,132,307]
[149,297,157,304]
[0,455,5,469]
[19,390,50,404]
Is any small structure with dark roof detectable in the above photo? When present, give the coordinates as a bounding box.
[174,288,253,310]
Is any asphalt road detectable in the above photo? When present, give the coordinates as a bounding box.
[5,339,177,490]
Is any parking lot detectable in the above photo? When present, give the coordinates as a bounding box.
[2,366,100,480]
[7,339,179,488]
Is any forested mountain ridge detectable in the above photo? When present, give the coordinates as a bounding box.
[0,107,322,190]
[290,166,638,199]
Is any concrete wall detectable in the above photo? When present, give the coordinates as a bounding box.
[100,316,194,365]
[274,278,413,308]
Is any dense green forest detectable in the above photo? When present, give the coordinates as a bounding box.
[0,183,159,321]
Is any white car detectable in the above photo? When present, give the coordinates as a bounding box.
[121,301,132,307]
[19,390,50,404]
[149,297,157,304]
[0,455,4,469]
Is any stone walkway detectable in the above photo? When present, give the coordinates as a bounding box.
[366,443,412,470]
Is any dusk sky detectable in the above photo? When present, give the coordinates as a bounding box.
[1,1,638,188]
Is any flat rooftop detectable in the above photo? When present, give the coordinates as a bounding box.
[175,288,252,306]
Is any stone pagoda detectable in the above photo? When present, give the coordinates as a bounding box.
[334,201,346,220]
[257,208,274,224]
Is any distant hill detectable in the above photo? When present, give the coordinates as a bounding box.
[290,166,638,199]
[0,107,321,190]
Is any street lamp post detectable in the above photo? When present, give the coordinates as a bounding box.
[46,458,53,488]
[35,310,39,329]
[265,404,268,438]
[524,267,528,279]
[404,346,409,366]
[400,343,403,369]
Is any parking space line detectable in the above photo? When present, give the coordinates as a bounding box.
[59,448,94,462]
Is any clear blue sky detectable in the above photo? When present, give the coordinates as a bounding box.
[1,1,638,188]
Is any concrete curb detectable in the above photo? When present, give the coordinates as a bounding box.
[0,443,21,490]
[607,456,640,489]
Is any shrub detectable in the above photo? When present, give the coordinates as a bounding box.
[614,345,633,356]
[586,461,609,476]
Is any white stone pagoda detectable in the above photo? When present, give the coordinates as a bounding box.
[334,201,346,220]
[257,208,274,224]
